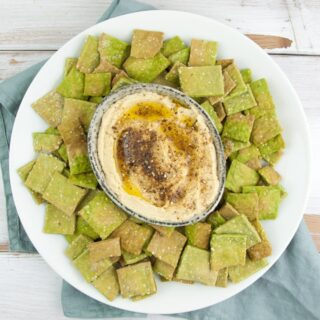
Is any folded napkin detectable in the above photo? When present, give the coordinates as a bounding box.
[0,0,319,319]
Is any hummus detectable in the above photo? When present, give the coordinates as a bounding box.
[97,91,219,222]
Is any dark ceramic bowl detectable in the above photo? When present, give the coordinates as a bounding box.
[87,83,225,226]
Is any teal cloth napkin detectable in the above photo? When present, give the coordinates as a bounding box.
[0,0,319,319]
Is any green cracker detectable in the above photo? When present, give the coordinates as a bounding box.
[215,268,228,287]
[222,113,255,142]
[216,59,234,69]
[240,68,252,84]
[147,230,187,268]
[45,127,60,135]
[165,61,184,85]
[98,33,130,68]
[188,39,218,66]
[214,215,261,249]
[111,220,153,255]
[258,134,285,158]
[248,220,272,261]
[150,225,175,237]
[228,257,268,283]
[84,73,111,96]
[65,215,100,243]
[222,137,251,158]
[33,132,62,153]
[208,70,236,105]
[176,245,218,285]
[65,234,93,260]
[56,66,86,100]
[153,259,175,280]
[64,57,78,76]
[251,114,282,146]
[168,47,190,65]
[224,63,247,97]
[179,65,224,97]
[121,251,148,266]
[225,160,259,193]
[17,160,44,204]
[57,143,68,163]
[258,166,281,185]
[210,234,247,270]
[264,150,283,166]
[68,172,98,190]
[201,101,223,133]
[185,222,212,249]
[213,101,226,122]
[92,267,120,301]
[117,261,157,299]
[226,192,259,221]
[242,186,282,219]
[62,98,97,132]
[76,35,100,73]
[223,85,257,115]
[74,249,112,282]
[25,153,65,194]
[162,36,186,57]
[131,29,164,58]
[43,172,87,215]
[32,91,64,127]
[218,203,240,220]
[88,238,121,263]
[111,75,138,92]
[79,192,127,239]
[235,145,261,163]
[58,117,91,175]
[43,204,75,235]
[17,160,36,181]
[123,53,170,82]
[207,211,226,228]
[248,78,275,118]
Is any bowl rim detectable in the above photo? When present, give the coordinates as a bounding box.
[87,83,226,226]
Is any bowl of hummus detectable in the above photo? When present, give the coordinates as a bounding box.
[88,83,225,226]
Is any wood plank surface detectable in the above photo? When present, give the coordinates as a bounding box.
[0,0,319,54]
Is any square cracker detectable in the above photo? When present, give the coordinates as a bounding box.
[88,238,121,263]
[214,214,261,249]
[188,38,218,66]
[84,72,111,97]
[131,29,164,59]
[73,249,112,282]
[76,35,100,73]
[25,153,65,194]
[117,261,156,299]
[210,234,247,271]
[43,204,75,235]
[79,192,127,239]
[153,259,175,280]
[225,159,259,193]
[111,220,153,255]
[92,267,119,301]
[222,113,255,142]
[147,230,187,268]
[162,36,186,57]
[123,53,170,83]
[185,222,212,250]
[176,245,218,285]
[179,65,224,97]
[65,234,93,260]
[43,172,87,215]
[32,91,64,127]
[226,192,259,221]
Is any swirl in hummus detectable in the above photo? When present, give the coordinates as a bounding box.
[97,91,219,222]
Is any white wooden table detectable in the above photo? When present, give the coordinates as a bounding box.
[0,1,320,319]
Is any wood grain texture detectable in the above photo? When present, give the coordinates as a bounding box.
[0,0,319,54]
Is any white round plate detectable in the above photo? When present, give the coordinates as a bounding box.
[9,10,312,314]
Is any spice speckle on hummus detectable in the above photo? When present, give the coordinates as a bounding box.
[97,91,219,222]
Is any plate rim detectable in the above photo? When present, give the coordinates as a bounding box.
[8,9,313,314]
